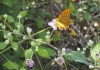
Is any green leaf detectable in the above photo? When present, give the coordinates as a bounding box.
[12,0,18,5]
[37,46,50,58]
[11,42,19,51]
[25,48,33,59]
[7,15,15,22]
[8,35,13,41]
[35,17,44,29]
[19,11,27,17]
[0,4,9,15]
[2,0,12,7]
[3,61,19,69]
[84,11,92,21]
[0,42,7,50]
[65,51,88,65]
[45,47,57,57]
[13,47,24,57]
[40,10,50,17]
[39,31,46,41]
[90,43,100,61]
[52,35,61,41]
[69,3,75,13]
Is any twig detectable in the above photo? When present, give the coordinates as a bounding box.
[49,0,55,18]
[71,24,88,46]
[91,9,100,16]
[93,13,100,18]
[53,3,61,13]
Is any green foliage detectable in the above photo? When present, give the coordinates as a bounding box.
[0,4,9,15]
[0,0,100,70]
[52,35,61,41]
[18,11,27,18]
[37,46,50,58]
[11,42,19,51]
[25,48,33,59]
[65,51,88,65]
[84,11,92,21]
[2,0,12,7]
[3,61,19,69]
[7,15,15,22]
[0,42,7,50]
[69,2,75,13]
[35,16,45,29]
[90,43,100,61]
[3,31,13,41]
[44,47,57,57]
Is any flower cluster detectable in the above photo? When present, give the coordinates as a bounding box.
[54,48,66,66]
[26,59,34,67]
[54,57,65,66]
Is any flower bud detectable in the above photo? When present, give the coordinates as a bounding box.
[17,15,22,19]
[5,40,9,44]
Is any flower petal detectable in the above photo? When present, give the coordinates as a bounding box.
[52,19,56,23]
[48,22,55,26]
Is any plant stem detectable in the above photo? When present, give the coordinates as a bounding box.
[18,27,51,44]
[2,54,19,70]
[64,62,68,70]
[35,53,44,70]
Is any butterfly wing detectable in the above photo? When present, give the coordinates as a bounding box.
[57,9,71,29]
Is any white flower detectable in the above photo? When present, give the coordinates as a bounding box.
[3,14,7,18]
[46,31,50,35]
[61,48,66,56]
[83,48,86,51]
[5,40,9,44]
[2,26,5,29]
[48,19,57,30]
[13,30,20,34]
[62,48,66,52]
[88,40,94,46]
[17,15,22,19]
[82,51,85,54]
[4,35,7,38]
[45,35,50,39]
[54,57,65,66]
[89,65,94,68]
[77,48,80,51]
[0,23,3,26]
[23,35,26,39]
[7,32,11,36]
[26,27,32,34]
[17,25,20,28]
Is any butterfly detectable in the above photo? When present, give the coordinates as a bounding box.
[56,9,71,30]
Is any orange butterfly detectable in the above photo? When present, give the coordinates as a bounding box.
[56,9,71,30]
